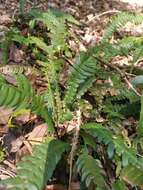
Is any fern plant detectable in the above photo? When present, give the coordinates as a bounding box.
[2,10,143,190]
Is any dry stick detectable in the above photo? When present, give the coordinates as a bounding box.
[95,56,141,97]
[87,10,121,23]
[68,110,81,190]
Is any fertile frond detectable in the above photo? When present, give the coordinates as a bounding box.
[0,65,39,76]
[1,138,69,190]
[64,52,97,106]
[76,153,107,189]
[102,12,143,43]
[29,10,70,55]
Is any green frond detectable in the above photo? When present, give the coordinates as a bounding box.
[102,12,143,43]
[81,123,139,166]
[0,74,33,110]
[1,138,69,190]
[121,164,143,188]
[0,74,54,131]
[29,10,69,54]
[1,30,16,64]
[64,52,97,106]
[112,180,126,190]
[76,153,107,189]
[19,0,26,15]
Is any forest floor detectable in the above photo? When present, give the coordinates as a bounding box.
[0,1,143,190]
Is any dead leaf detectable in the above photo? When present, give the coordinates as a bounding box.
[10,136,24,153]
[0,14,12,25]
[9,45,24,63]
[0,107,13,125]
[26,123,47,142]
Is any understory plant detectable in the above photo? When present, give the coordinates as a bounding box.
[1,9,143,190]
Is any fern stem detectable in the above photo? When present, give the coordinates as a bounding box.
[68,109,81,190]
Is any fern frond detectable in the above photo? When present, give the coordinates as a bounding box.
[112,180,126,190]
[121,164,143,188]
[64,52,97,106]
[0,74,33,110]
[81,123,139,166]
[1,138,69,190]
[102,12,143,43]
[1,30,16,64]
[19,0,26,15]
[29,10,69,54]
[76,153,107,189]
[0,74,54,131]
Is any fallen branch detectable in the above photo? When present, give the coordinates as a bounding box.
[87,10,121,23]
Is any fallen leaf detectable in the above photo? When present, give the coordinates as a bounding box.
[0,14,12,25]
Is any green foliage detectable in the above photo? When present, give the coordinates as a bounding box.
[64,52,98,106]
[19,0,26,14]
[1,138,69,190]
[102,12,143,43]
[0,74,33,110]
[121,165,143,187]
[0,74,54,131]
[112,180,126,190]
[2,10,143,190]
[77,153,107,189]
[81,123,139,167]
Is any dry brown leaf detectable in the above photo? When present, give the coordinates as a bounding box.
[10,136,24,153]
[0,107,13,125]
[9,45,24,63]
[15,124,47,161]
[26,123,47,142]
[0,14,12,25]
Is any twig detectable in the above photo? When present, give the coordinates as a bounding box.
[94,56,141,97]
[68,110,81,190]
[87,10,121,23]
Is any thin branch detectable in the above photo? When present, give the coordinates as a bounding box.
[94,56,141,97]
[87,10,121,23]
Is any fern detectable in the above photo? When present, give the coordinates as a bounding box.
[0,74,33,109]
[64,52,98,106]
[0,138,69,190]
[77,153,107,189]
[102,12,143,43]
[112,180,126,190]
[0,74,54,131]
[19,0,26,15]
[121,164,143,188]
[81,123,140,166]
